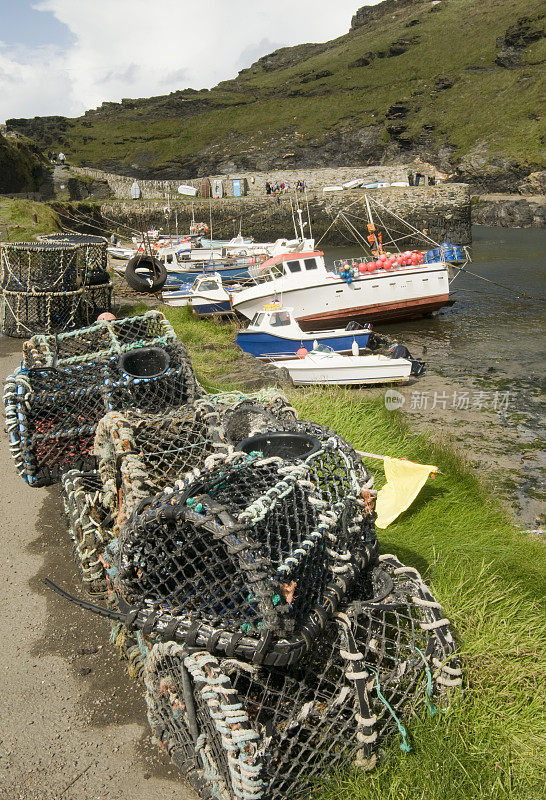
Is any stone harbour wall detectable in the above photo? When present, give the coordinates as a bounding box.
[72,163,446,201]
[100,183,471,247]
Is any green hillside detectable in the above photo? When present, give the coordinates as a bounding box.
[6,0,545,189]
[0,132,48,193]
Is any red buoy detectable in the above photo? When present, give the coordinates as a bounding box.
[297,347,308,359]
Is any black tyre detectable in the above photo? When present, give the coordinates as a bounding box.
[125,255,167,293]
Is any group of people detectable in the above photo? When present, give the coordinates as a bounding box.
[48,151,66,165]
[408,171,436,186]
[265,179,307,196]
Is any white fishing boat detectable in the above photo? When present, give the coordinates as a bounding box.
[232,197,455,329]
[232,249,450,329]
[274,349,412,385]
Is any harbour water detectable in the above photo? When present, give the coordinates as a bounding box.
[325,226,546,528]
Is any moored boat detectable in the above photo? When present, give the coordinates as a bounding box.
[232,250,450,329]
[236,305,373,359]
[274,348,412,385]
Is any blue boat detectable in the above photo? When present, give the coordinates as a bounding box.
[163,262,251,288]
[236,306,373,360]
[162,273,243,316]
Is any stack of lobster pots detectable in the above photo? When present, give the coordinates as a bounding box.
[3,310,461,800]
[0,233,113,338]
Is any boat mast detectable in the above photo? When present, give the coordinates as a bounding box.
[364,194,382,255]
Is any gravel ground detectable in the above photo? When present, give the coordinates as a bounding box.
[0,335,196,800]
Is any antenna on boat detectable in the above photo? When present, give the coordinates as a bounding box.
[304,186,313,241]
[295,207,307,242]
[290,198,298,239]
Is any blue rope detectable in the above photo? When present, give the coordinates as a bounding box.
[368,666,411,752]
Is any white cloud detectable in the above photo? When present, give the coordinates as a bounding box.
[1,1,379,121]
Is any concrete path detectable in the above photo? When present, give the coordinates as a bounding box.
[0,336,196,800]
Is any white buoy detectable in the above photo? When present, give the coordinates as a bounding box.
[313,339,319,350]
[351,339,360,356]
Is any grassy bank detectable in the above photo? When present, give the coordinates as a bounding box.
[0,198,61,242]
[149,305,546,799]
[293,392,545,800]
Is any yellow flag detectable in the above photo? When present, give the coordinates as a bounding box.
[375,456,438,529]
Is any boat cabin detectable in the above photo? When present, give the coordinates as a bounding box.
[258,251,327,281]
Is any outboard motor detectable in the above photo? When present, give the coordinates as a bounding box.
[389,343,426,377]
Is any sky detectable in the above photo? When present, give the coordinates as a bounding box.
[0,1,381,123]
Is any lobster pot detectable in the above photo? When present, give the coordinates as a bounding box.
[61,470,113,595]
[144,557,461,799]
[4,342,199,486]
[0,242,83,292]
[113,450,367,665]
[95,403,229,534]
[40,233,109,285]
[22,310,176,368]
[236,421,378,564]
[79,281,113,326]
[216,396,298,445]
[0,288,84,338]
[104,341,199,413]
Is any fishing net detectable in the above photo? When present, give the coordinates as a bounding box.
[0,287,85,338]
[0,241,84,292]
[39,233,109,285]
[111,445,373,665]
[22,310,176,368]
[79,281,114,326]
[61,469,113,595]
[95,402,230,536]
[4,340,199,486]
[143,554,461,800]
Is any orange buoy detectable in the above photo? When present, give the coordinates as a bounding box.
[296,347,308,359]
[97,312,116,321]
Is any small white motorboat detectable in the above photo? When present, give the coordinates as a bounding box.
[274,348,412,385]
[107,245,137,260]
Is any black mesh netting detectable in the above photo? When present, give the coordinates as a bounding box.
[61,469,114,595]
[79,281,113,325]
[95,402,230,536]
[0,288,86,338]
[111,448,372,664]
[4,340,199,486]
[143,554,461,799]
[39,233,109,285]
[22,310,176,368]
[0,241,83,292]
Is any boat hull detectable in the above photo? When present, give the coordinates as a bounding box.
[232,263,450,328]
[164,265,249,287]
[275,355,412,385]
[297,294,450,330]
[236,330,371,359]
[191,300,233,316]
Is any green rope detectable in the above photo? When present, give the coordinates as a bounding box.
[414,646,438,716]
[368,666,411,752]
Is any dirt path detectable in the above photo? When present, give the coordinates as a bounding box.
[0,336,195,800]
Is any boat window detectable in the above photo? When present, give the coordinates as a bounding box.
[254,313,264,325]
[304,258,318,270]
[199,280,218,291]
[286,260,301,273]
[270,311,291,327]
[270,265,284,278]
